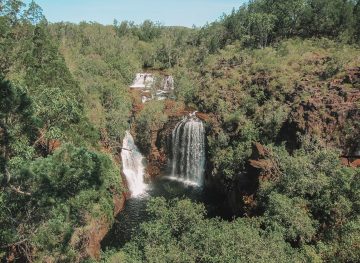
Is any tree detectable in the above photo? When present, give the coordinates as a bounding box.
[0,77,36,186]
[113,19,135,37]
[2,0,24,24]
[301,0,355,38]
[255,142,359,260]
[23,0,45,24]
[197,22,228,52]
[0,144,123,261]
[101,82,132,151]
[264,193,317,244]
[138,20,162,42]
[120,198,301,263]
[263,0,307,36]
[248,12,276,48]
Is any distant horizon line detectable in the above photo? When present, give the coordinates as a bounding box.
[47,19,202,29]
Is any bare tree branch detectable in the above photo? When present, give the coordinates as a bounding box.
[9,184,31,196]
[1,239,28,249]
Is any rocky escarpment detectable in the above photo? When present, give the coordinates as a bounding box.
[129,62,359,217]
[192,52,360,214]
[67,132,128,262]
[132,98,211,178]
[279,67,360,153]
[70,192,126,261]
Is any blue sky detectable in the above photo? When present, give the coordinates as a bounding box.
[24,0,246,27]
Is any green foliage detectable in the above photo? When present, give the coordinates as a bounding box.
[99,249,127,263]
[0,77,37,184]
[101,82,132,149]
[23,0,45,24]
[120,197,300,263]
[187,38,359,184]
[49,22,140,150]
[209,116,259,180]
[197,0,360,52]
[264,193,317,243]
[248,12,276,48]
[115,143,359,263]
[0,144,123,261]
[113,19,162,42]
[1,3,99,149]
[172,67,199,104]
[255,141,360,261]
[0,3,125,260]
[355,2,360,42]
[27,145,104,198]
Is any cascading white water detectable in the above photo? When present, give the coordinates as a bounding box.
[163,75,174,91]
[130,73,154,89]
[171,112,205,186]
[121,131,147,197]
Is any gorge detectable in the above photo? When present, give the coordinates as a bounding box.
[102,111,232,250]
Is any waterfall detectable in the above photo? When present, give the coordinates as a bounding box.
[171,112,205,186]
[163,76,174,91]
[130,73,154,89]
[121,131,147,197]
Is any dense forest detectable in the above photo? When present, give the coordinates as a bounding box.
[0,0,359,262]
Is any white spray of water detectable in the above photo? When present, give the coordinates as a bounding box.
[171,112,205,186]
[130,73,154,89]
[121,131,147,197]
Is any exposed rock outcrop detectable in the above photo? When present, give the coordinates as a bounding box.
[67,132,128,262]
[249,143,281,182]
[70,192,126,261]
[341,157,360,168]
[278,67,360,154]
[132,98,213,178]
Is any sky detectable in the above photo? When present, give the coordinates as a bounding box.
[24,0,246,27]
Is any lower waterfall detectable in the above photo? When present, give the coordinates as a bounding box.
[121,131,147,197]
[171,112,205,185]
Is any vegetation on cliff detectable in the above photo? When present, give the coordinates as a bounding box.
[0,0,359,262]
[100,139,358,263]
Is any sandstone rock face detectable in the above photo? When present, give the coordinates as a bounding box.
[70,192,126,261]
[350,159,360,167]
[136,99,212,178]
[148,116,181,177]
[341,157,360,168]
[249,143,281,181]
[150,110,212,178]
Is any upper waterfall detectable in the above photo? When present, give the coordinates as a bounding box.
[121,131,147,197]
[171,112,205,186]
